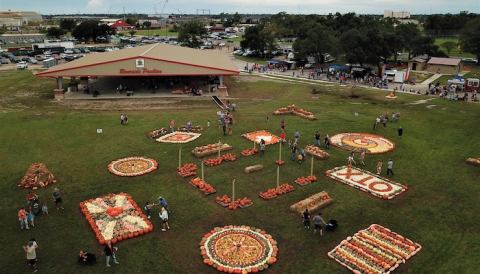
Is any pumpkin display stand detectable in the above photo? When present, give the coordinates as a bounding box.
[330,133,395,154]
[200,225,278,273]
[108,157,158,177]
[80,193,153,244]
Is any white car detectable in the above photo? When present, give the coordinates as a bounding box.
[16,61,28,70]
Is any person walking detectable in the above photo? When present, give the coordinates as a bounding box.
[259,139,266,156]
[312,213,327,236]
[387,159,394,176]
[52,188,64,210]
[294,130,301,143]
[314,131,321,147]
[376,161,383,175]
[324,134,331,149]
[144,202,153,219]
[398,126,403,137]
[104,241,119,267]
[280,130,286,143]
[23,239,39,272]
[159,207,170,231]
[291,143,297,161]
[302,209,310,229]
[347,152,356,166]
[169,119,175,133]
[120,114,125,125]
[18,207,29,230]
[280,119,285,131]
[359,149,366,166]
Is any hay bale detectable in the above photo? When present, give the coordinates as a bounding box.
[244,164,263,173]
[290,191,332,214]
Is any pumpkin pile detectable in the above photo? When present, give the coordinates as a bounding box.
[295,175,317,186]
[466,157,480,167]
[177,163,197,177]
[203,153,237,167]
[273,104,316,120]
[259,183,295,200]
[241,148,258,157]
[18,163,57,189]
[216,195,253,210]
[305,145,330,160]
[192,143,232,157]
[190,177,216,195]
[178,125,203,133]
[147,128,168,139]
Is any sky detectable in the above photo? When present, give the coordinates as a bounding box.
[0,0,479,15]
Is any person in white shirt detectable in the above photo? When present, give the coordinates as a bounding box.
[347,152,356,166]
[387,159,394,176]
[159,207,170,231]
[23,239,39,272]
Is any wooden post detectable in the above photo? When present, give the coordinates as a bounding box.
[232,179,236,201]
[279,142,282,161]
[276,165,280,188]
[310,155,314,176]
[253,141,256,150]
[201,160,204,180]
[178,146,182,168]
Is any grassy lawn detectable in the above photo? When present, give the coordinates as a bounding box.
[1,70,480,273]
[120,29,178,37]
[432,75,453,86]
[434,37,474,58]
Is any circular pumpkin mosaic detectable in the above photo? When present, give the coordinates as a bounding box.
[330,133,395,154]
[108,157,158,177]
[200,225,278,273]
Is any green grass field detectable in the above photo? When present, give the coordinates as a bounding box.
[1,70,479,273]
[434,37,475,58]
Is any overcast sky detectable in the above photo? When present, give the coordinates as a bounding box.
[1,0,479,15]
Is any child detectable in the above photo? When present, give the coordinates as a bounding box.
[27,209,35,228]
[144,202,153,219]
[376,161,383,175]
[42,204,48,215]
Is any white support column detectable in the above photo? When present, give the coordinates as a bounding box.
[219,75,225,87]
[56,77,64,90]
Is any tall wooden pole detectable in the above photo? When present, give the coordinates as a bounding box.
[253,141,256,150]
[279,142,282,161]
[276,165,280,188]
[310,155,314,176]
[232,179,236,201]
[201,160,204,180]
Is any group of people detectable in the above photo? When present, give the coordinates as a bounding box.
[217,110,235,136]
[19,188,64,272]
[144,196,170,232]
[120,114,129,125]
[302,209,338,236]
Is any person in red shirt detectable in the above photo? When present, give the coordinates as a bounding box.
[280,130,286,143]
[18,207,29,230]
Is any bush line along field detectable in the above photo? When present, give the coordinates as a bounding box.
[0,70,479,273]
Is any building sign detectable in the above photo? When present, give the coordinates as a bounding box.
[119,69,162,74]
[135,59,145,68]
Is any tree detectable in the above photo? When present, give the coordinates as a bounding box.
[125,17,137,26]
[240,24,276,56]
[293,23,337,66]
[340,29,368,66]
[47,27,65,38]
[460,17,480,64]
[178,21,207,48]
[395,23,421,59]
[441,41,458,55]
[72,20,115,42]
[59,19,76,31]
[142,21,152,29]
[129,30,137,37]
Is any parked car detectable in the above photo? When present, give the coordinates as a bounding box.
[0,58,9,64]
[27,57,37,64]
[16,61,28,69]
[35,55,45,61]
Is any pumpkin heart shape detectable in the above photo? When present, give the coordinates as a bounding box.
[106,206,124,217]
